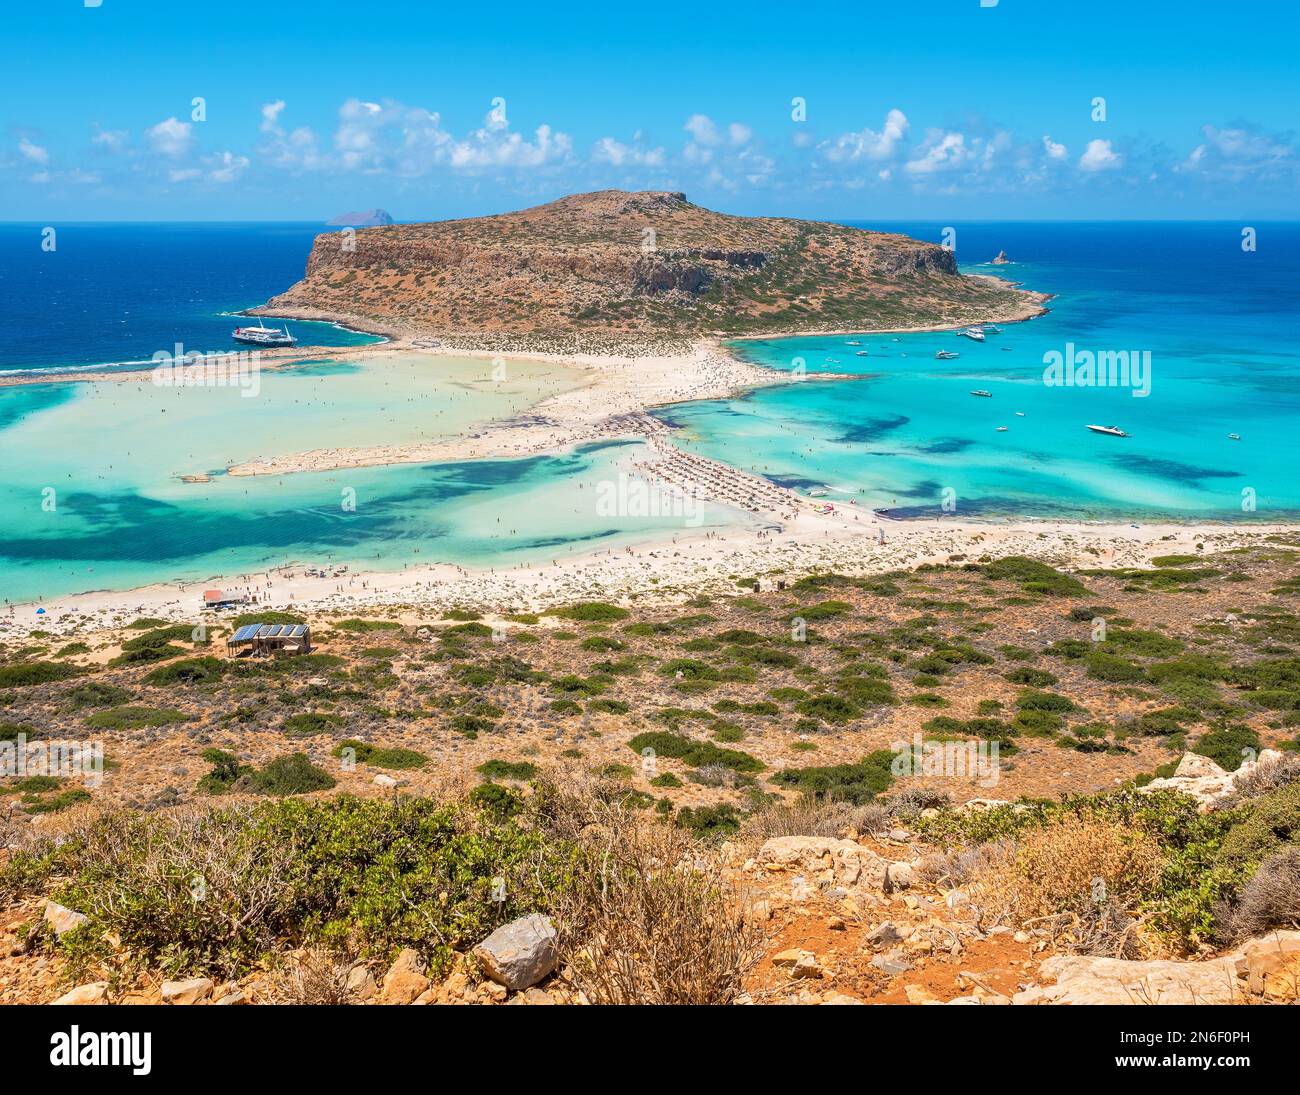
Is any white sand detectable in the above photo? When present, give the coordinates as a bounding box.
[6,510,1286,641]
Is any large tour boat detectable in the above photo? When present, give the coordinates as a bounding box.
[232,322,297,347]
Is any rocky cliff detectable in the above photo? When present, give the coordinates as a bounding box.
[264,190,1044,344]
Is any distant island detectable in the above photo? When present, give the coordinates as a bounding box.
[260,191,1046,349]
[325,209,395,227]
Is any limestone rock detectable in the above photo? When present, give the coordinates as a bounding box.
[43,901,88,937]
[472,914,557,991]
[1038,954,1243,1005]
[1142,749,1287,811]
[381,948,430,1004]
[346,964,377,1001]
[757,835,888,889]
[53,982,108,1005]
[161,977,214,1005]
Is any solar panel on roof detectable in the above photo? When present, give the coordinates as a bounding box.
[232,625,259,642]
[290,625,306,637]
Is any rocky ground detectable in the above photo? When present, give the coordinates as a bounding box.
[3,537,1300,1005]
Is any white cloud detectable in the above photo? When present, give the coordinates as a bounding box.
[448,121,571,169]
[1079,138,1122,172]
[683,114,720,147]
[91,126,128,153]
[208,151,250,183]
[1042,135,1068,161]
[327,98,569,175]
[591,136,665,167]
[146,117,194,158]
[728,122,752,146]
[824,109,909,163]
[905,131,968,174]
[260,100,286,133]
[1179,123,1295,180]
[18,137,48,165]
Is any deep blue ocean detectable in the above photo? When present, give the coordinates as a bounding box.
[0,222,380,373]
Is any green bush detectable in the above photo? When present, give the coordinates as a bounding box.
[476,759,539,781]
[549,602,629,622]
[0,661,83,688]
[675,804,741,839]
[1217,784,1300,873]
[3,795,570,979]
[1192,726,1261,771]
[245,753,336,796]
[84,706,190,730]
[66,682,133,709]
[142,657,225,686]
[769,750,896,805]
[626,731,763,773]
[283,712,345,738]
[333,740,428,770]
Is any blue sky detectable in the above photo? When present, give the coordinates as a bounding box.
[3,0,1297,220]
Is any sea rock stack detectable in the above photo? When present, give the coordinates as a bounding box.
[992,249,1011,264]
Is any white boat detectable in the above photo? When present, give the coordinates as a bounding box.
[855,350,869,357]
[996,426,1008,432]
[935,350,960,360]
[971,389,992,398]
[232,322,296,347]
[846,340,861,346]
[1015,411,1025,417]
[1086,424,1129,437]
[1228,433,1241,441]
[959,326,986,342]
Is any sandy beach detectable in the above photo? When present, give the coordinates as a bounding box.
[6,505,1290,641]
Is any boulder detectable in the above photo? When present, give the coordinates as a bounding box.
[1142,749,1287,811]
[1230,931,1300,999]
[43,901,88,937]
[161,977,214,1005]
[1037,954,1243,1005]
[346,964,377,1001]
[1175,753,1227,779]
[381,948,431,1004]
[472,914,557,991]
[52,982,108,1005]
[757,836,889,889]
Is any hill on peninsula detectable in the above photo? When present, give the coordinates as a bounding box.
[263,190,1045,345]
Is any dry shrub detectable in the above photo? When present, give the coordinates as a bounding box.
[882,788,953,819]
[736,796,886,850]
[972,816,1164,955]
[1221,751,1300,808]
[265,947,355,1005]
[551,799,765,1005]
[914,842,1009,888]
[1221,845,1300,942]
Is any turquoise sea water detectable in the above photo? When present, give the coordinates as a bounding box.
[661,222,1300,522]
[0,356,744,604]
[1,221,1297,605]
